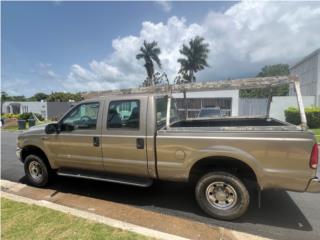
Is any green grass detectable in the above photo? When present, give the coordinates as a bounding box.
[311,128,320,143]
[1,198,150,240]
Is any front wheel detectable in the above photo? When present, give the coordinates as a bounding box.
[195,171,249,220]
[24,154,50,187]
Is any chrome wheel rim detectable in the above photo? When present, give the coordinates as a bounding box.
[206,181,238,210]
[28,160,43,181]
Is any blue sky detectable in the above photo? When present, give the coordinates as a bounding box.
[2,1,320,96]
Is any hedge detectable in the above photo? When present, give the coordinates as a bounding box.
[1,113,20,119]
[285,106,320,128]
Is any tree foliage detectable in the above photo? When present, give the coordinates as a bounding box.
[46,92,83,102]
[1,91,83,103]
[240,64,290,98]
[1,92,26,102]
[28,92,48,101]
[141,72,169,87]
[175,36,209,84]
[136,40,162,86]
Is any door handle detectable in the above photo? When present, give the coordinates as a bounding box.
[93,136,100,147]
[136,138,144,149]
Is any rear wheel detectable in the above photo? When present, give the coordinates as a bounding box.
[24,154,50,187]
[195,171,249,220]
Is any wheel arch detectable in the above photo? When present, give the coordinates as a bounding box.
[21,145,52,170]
[189,156,261,189]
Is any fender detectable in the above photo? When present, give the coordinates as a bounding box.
[186,145,265,188]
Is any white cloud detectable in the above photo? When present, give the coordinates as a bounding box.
[155,1,172,13]
[62,0,320,92]
[36,62,59,79]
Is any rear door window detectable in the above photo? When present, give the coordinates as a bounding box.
[107,100,140,129]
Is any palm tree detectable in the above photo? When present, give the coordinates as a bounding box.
[136,40,162,86]
[177,36,209,83]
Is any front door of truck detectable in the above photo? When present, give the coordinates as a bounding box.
[101,96,148,176]
[54,100,104,171]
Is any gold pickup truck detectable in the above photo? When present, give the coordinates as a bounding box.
[16,77,319,220]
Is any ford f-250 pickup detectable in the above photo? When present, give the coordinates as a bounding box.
[16,76,319,220]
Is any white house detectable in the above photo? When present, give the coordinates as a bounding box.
[290,48,320,106]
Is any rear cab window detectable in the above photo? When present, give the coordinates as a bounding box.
[156,96,180,129]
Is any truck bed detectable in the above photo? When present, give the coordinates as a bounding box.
[169,117,300,131]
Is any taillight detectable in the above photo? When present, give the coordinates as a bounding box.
[310,144,319,169]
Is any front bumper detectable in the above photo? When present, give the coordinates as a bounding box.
[306,177,320,193]
[16,147,22,162]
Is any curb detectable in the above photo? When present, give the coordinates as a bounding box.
[1,179,270,240]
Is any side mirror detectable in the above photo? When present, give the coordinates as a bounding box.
[45,123,59,134]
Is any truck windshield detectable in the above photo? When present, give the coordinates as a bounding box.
[156,96,180,129]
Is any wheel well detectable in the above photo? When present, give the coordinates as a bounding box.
[21,145,51,169]
[189,156,258,185]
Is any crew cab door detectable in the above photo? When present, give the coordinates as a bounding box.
[54,100,104,170]
[101,96,148,177]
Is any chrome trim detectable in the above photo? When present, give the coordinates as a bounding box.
[157,135,312,141]
[57,172,152,187]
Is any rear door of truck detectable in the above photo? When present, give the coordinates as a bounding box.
[100,96,149,177]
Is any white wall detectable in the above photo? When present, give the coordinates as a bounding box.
[2,101,47,119]
[290,49,320,106]
[172,89,239,116]
[270,96,315,121]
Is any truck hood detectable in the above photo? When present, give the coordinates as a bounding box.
[21,122,55,136]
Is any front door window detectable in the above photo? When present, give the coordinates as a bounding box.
[62,102,99,130]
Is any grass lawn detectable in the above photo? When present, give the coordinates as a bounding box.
[311,128,320,143]
[1,198,150,240]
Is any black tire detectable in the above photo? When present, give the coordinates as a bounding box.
[195,171,249,220]
[24,154,50,187]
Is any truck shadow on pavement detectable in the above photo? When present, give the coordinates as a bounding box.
[19,175,313,238]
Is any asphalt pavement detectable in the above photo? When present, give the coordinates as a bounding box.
[1,131,320,240]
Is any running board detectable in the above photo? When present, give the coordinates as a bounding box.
[57,169,153,188]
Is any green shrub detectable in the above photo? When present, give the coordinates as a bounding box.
[1,113,20,119]
[18,112,44,121]
[285,106,320,128]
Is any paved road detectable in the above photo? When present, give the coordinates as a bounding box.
[1,131,320,240]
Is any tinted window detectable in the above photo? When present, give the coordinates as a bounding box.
[107,100,140,129]
[62,102,99,130]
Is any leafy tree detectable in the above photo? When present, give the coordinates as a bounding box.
[175,36,209,84]
[141,72,169,87]
[240,64,290,98]
[29,92,48,101]
[136,40,162,86]
[257,64,290,77]
[47,92,83,102]
[1,92,27,102]
[10,95,26,101]
[1,91,9,101]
